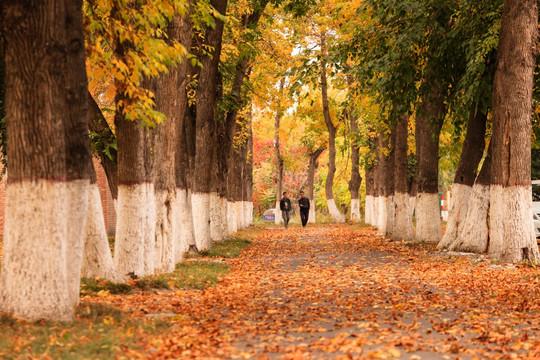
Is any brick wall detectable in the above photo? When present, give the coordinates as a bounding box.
[0,159,116,236]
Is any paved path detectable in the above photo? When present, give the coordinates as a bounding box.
[107,225,540,359]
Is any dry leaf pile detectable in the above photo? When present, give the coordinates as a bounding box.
[86,225,540,359]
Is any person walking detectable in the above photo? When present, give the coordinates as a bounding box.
[279,192,291,228]
[298,191,310,227]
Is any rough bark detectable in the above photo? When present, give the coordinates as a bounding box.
[384,126,396,238]
[307,148,324,223]
[489,0,540,263]
[321,34,345,223]
[274,79,285,225]
[438,104,487,249]
[192,0,227,250]
[414,79,446,243]
[0,0,89,321]
[348,107,362,223]
[393,114,414,241]
[364,164,375,225]
[175,7,196,260]
[88,93,118,200]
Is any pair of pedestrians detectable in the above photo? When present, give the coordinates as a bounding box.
[279,191,310,228]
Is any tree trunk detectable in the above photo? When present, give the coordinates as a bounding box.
[348,107,362,223]
[244,108,254,226]
[364,164,375,226]
[438,103,487,249]
[307,148,324,223]
[192,0,227,250]
[88,92,118,200]
[383,126,396,238]
[489,0,540,263]
[414,80,446,243]
[82,161,127,283]
[392,114,414,241]
[274,79,285,225]
[321,34,345,223]
[152,17,186,273]
[0,0,90,321]
[175,10,196,260]
[450,143,492,253]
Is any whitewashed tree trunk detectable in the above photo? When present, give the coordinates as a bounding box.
[274,200,283,225]
[438,184,473,249]
[350,198,361,223]
[192,192,212,250]
[210,192,224,242]
[220,197,229,236]
[415,192,441,243]
[365,195,373,225]
[409,196,416,218]
[175,189,193,263]
[82,184,127,283]
[377,196,388,233]
[308,202,316,223]
[154,188,176,273]
[114,184,146,277]
[327,198,346,223]
[143,183,156,275]
[227,200,238,234]
[65,180,89,307]
[236,201,245,230]
[489,186,540,262]
[385,195,395,238]
[450,184,489,253]
[393,192,414,241]
[0,181,73,321]
[243,201,251,227]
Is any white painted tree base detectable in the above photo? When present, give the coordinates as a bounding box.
[409,196,416,218]
[393,192,414,241]
[176,189,193,263]
[327,198,346,223]
[0,180,73,321]
[154,189,176,273]
[308,203,316,223]
[274,200,283,225]
[66,180,89,307]
[82,184,127,283]
[377,196,388,233]
[143,183,156,276]
[227,201,238,234]
[192,192,212,251]
[438,184,472,250]
[243,201,252,227]
[489,185,540,263]
[236,201,245,230]
[350,198,360,223]
[210,192,224,242]
[220,197,229,236]
[385,195,395,238]
[450,184,489,253]
[415,192,441,243]
[114,184,146,277]
[365,195,373,225]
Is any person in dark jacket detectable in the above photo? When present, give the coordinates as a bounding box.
[298,191,310,227]
[279,191,291,228]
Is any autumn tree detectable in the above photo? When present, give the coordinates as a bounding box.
[0,0,91,321]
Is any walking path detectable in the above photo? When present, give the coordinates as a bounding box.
[100,225,540,359]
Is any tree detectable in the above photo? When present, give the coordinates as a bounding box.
[488,0,540,262]
[0,0,91,321]
[274,79,285,224]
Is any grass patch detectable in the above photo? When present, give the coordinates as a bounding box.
[80,277,133,296]
[153,261,229,290]
[0,303,165,359]
[197,238,251,258]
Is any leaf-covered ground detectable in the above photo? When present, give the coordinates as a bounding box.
[85,225,540,359]
[2,225,540,359]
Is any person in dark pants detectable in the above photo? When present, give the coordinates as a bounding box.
[279,192,291,228]
[298,191,310,227]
